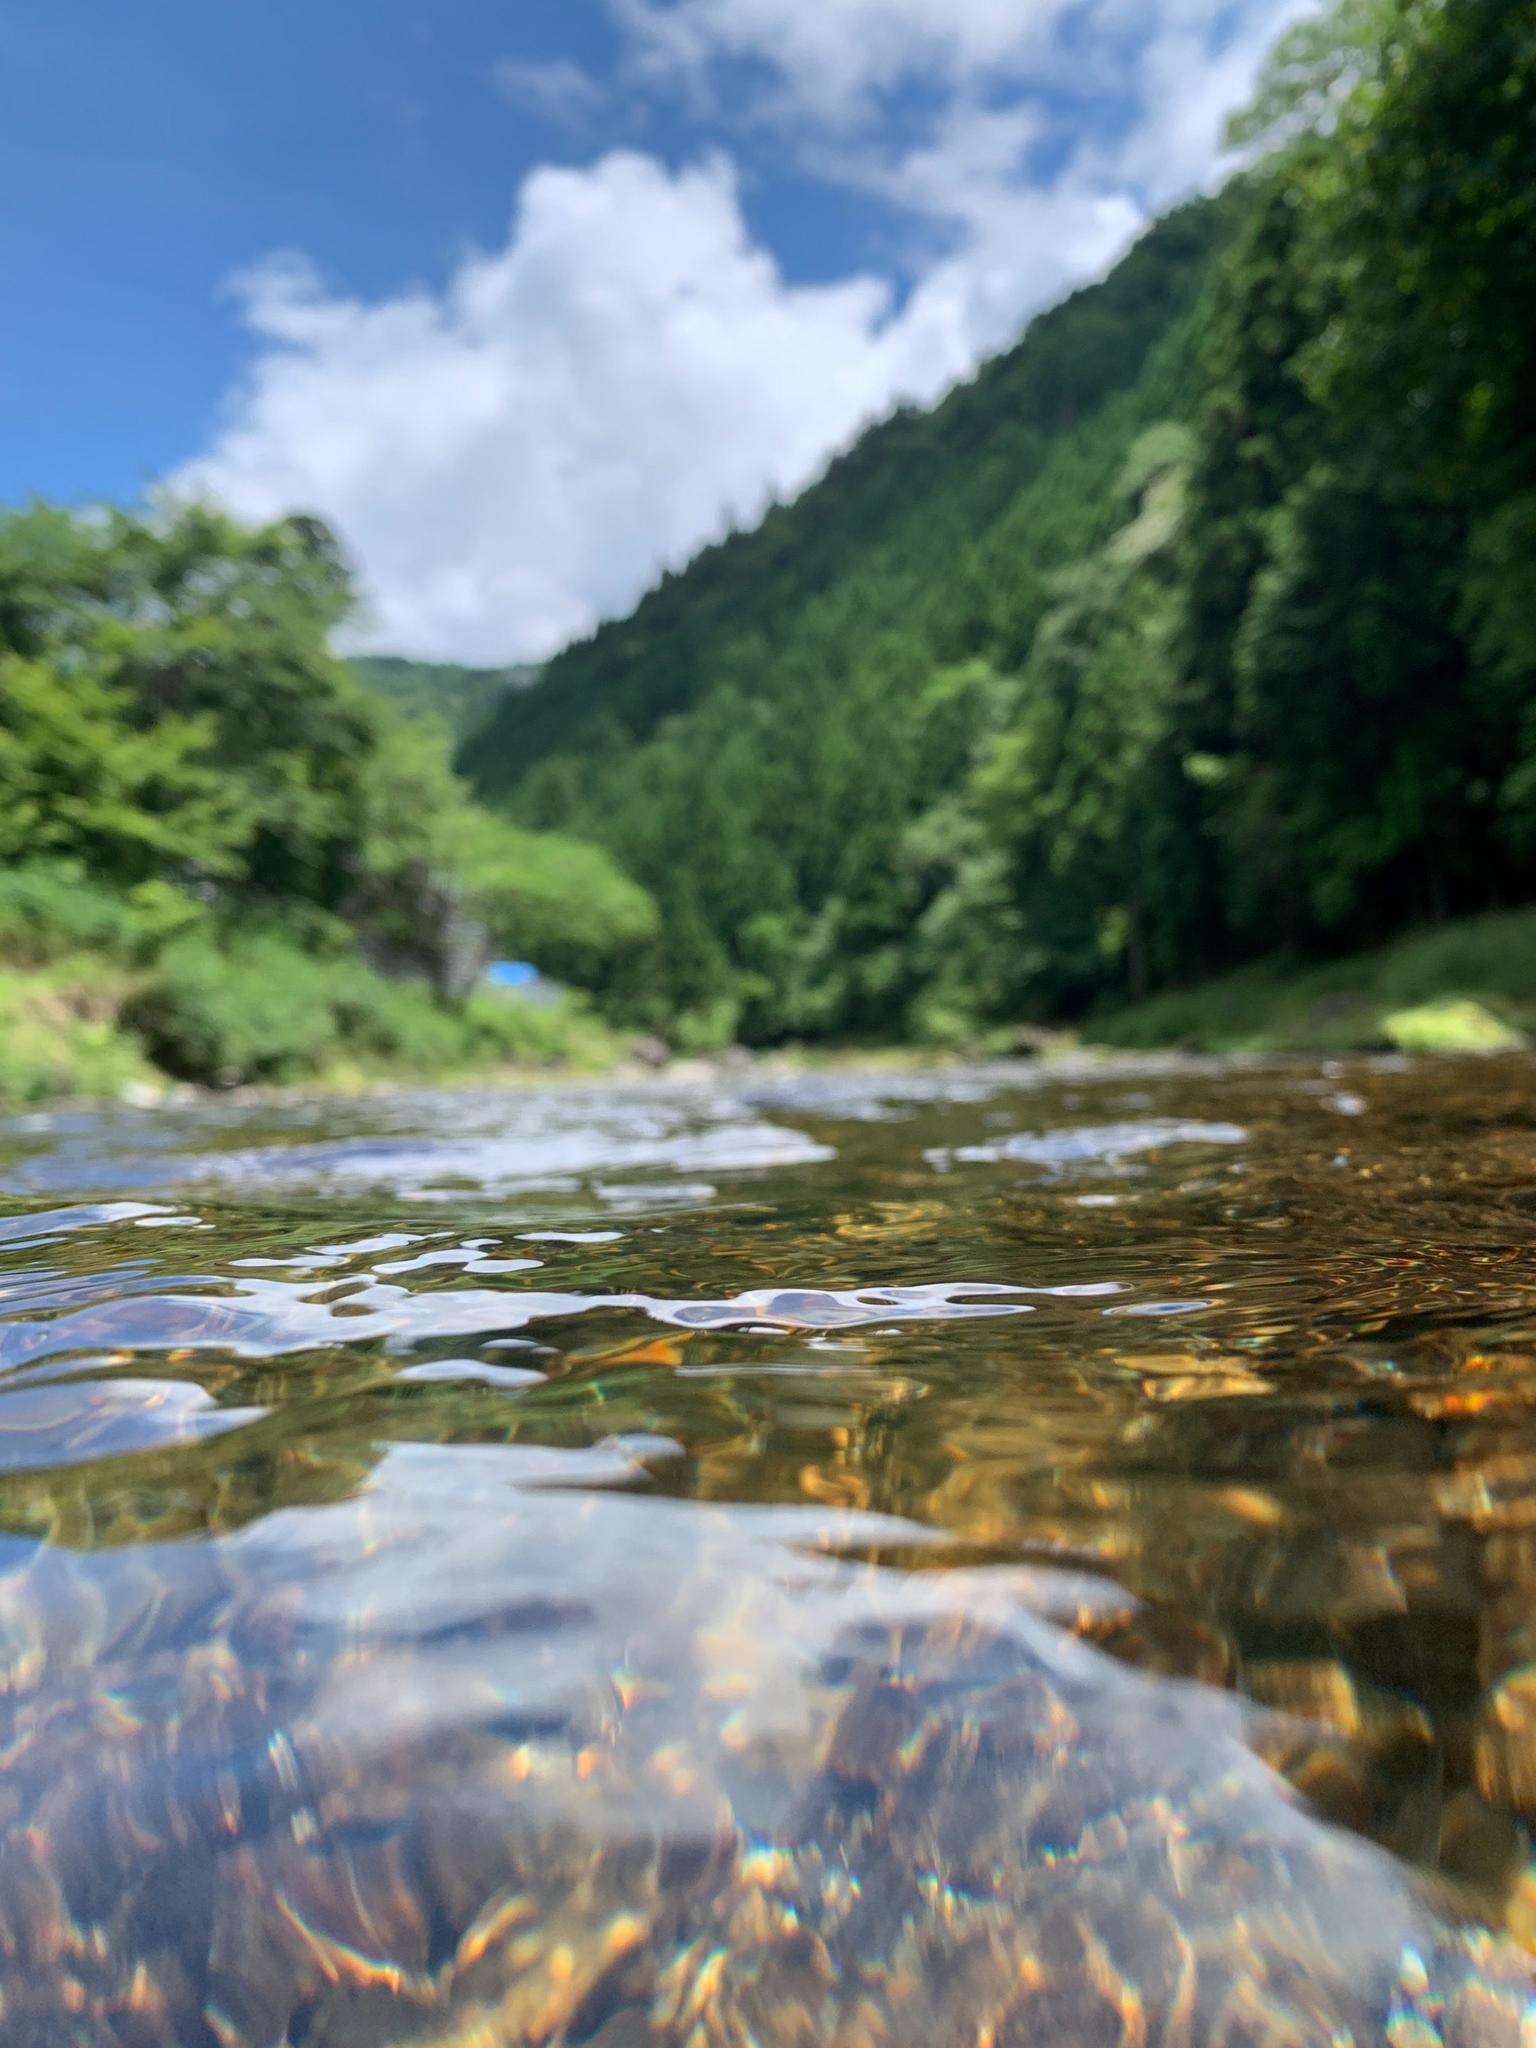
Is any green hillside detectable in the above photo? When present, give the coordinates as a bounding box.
[468,197,1227,785]
[466,196,1235,1042]
[465,0,1536,1052]
[352,655,538,741]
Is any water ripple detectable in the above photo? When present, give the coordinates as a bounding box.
[5,1058,1536,2042]
[0,1275,1033,1376]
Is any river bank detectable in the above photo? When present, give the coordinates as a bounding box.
[1091,907,1536,1056]
[0,953,621,1108]
[5,904,1535,1110]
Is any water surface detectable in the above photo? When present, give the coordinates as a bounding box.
[6,1056,1536,2042]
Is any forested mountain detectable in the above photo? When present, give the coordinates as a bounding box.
[466,0,1536,1051]
[352,656,538,741]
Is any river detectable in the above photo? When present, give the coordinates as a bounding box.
[4,1054,1536,2043]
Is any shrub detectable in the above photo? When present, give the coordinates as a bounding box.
[121,930,617,1087]
[0,863,137,965]
[124,936,343,1084]
[0,863,207,969]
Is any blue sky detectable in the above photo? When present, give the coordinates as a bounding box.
[2,0,1304,662]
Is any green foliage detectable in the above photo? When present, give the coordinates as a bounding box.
[1306,0,1536,498]
[1097,909,1536,1055]
[123,932,615,1088]
[1226,0,1392,150]
[0,501,373,901]
[0,502,649,1099]
[938,428,1196,1017]
[126,935,346,1083]
[467,201,1234,1038]
[0,862,189,967]
[444,810,660,984]
[0,651,245,883]
[345,717,658,993]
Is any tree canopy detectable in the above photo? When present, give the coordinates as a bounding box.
[0,502,657,1050]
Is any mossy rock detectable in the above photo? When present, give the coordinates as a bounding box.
[1380,999,1529,1055]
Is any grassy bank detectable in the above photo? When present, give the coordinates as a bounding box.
[1090,910,1536,1055]
[0,868,620,1108]
[0,953,619,1107]
[9,895,1536,1108]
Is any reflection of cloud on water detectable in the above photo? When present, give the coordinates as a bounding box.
[928,1117,1249,1171]
[0,1274,1033,1375]
[0,1085,839,1202]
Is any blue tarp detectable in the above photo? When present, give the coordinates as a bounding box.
[486,961,539,989]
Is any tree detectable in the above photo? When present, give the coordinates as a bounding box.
[0,654,243,881]
[1226,0,1392,151]
[1308,0,1536,497]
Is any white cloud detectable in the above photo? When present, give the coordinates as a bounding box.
[174,0,1312,665]
[177,156,921,663]
[493,58,607,130]
[616,0,1069,124]
[1079,0,1320,207]
[617,0,1302,138]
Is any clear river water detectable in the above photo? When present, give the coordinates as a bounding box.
[6,1054,1536,2045]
